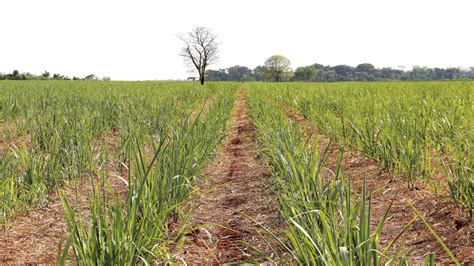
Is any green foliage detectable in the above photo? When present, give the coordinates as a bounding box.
[60,86,235,264]
[204,64,474,82]
[262,81,472,216]
[248,90,391,264]
[0,80,469,264]
[247,83,466,264]
[264,55,292,82]
[0,81,236,226]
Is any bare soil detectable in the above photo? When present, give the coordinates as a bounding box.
[284,106,473,265]
[175,90,282,264]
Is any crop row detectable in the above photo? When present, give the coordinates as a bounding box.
[258,81,473,217]
[0,81,234,226]
[61,86,236,263]
[247,85,460,264]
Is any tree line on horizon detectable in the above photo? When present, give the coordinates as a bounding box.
[0,70,109,81]
[2,65,473,83]
[206,63,474,82]
[3,26,473,83]
[178,27,474,84]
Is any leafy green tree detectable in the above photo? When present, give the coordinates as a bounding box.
[227,65,252,81]
[334,65,354,81]
[317,68,336,82]
[253,66,267,81]
[264,55,292,82]
[11,70,20,80]
[312,63,324,69]
[379,68,401,80]
[292,65,318,81]
[445,68,461,79]
[206,69,228,81]
[434,68,446,80]
[84,74,98,80]
[469,67,474,79]
[42,71,50,78]
[353,71,369,81]
[356,63,375,74]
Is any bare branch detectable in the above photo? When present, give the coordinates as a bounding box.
[178,27,219,85]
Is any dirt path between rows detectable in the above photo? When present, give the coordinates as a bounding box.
[176,90,281,264]
[284,107,473,265]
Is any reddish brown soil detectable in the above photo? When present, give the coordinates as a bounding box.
[175,90,282,264]
[0,132,127,264]
[284,107,473,265]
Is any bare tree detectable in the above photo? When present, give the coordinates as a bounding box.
[179,27,218,85]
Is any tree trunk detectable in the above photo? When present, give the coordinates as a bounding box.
[200,76,205,85]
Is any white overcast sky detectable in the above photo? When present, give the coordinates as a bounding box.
[1,0,473,80]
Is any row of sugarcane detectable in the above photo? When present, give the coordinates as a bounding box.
[258,81,472,218]
[247,86,460,265]
[0,81,229,225]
